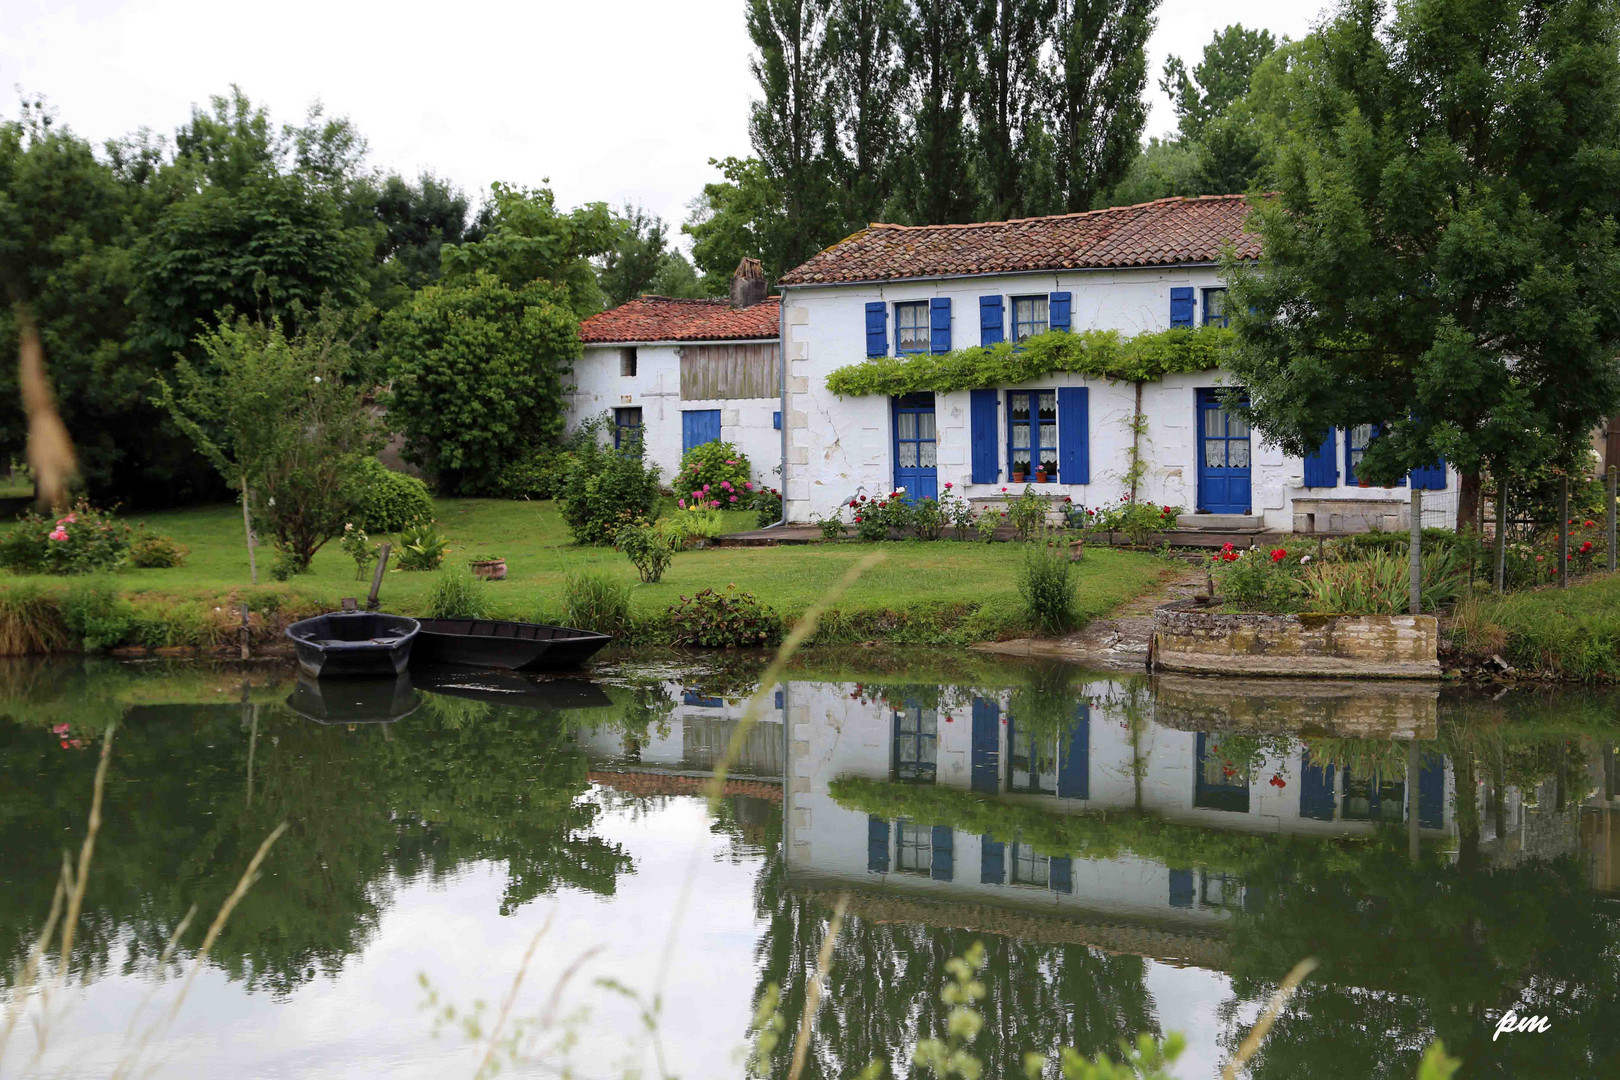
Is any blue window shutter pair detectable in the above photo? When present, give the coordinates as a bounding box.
[1410,459,1447,490]
[1056,387,1090,484]
[980,835,1005,884]
[1056,704,1089,799]
[1302,430,1338,488]
[979,296,1004,345]
[931,825,954,881]
[1170,287,1195,328]
[1049,291,1072,331]
[970,390,1000,483]
[867,816,890,872]
[865,302,887,357]
[1049,856,1073,893]
[930,297,952,353]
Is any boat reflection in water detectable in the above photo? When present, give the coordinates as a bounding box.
[284,666,612,726]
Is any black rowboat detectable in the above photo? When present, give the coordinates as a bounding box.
[410,618,611,672]
[286,612,420,678]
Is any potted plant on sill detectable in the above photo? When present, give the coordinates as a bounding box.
[469,553,507,580]
[1034,466,1048,483]
[1012,468,1027,483]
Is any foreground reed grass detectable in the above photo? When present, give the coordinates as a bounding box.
[1451,574,1620,681]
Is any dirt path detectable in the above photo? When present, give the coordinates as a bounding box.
[971,563,1208,669]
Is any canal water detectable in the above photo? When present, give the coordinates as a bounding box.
[0,654,1616,1078]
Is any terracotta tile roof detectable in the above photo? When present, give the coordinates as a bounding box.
[778,195,1262,286]
[579,295,780,343]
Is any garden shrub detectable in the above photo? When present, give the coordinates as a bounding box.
[340,523,378,580]
[60,578,134,652]
[128,531,187,568]
[1212,545,1303,612]
[562,571,632,636]
[556,417,662,545]
[617,521,674,583]
[1006,486,1051,541]
[0,585,70,655]
[396,521,450,571]
[1301,548,1469,614]
[353,458,434,533]
[813,506,845,540]
[428,565,492,619]
[659,505,725,548]
[489,443,574,500]
[0,501,132,575]
[940,484,975,539]
[675,441,752,508]
[1085,497,1182,546]
[748,486,783,528]
[270,543,310,581]
[666,586,785,648]
[1017,533,1076,634]
[910,497,946,540]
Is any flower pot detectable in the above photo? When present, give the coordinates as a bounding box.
[1358,479,1368,488]
[470,558,507,581]
[1012,471,1026,484]
[1034,469,1047,484]
[1068,537,1085,562]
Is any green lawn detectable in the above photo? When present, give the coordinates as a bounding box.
[3,499,1170,644]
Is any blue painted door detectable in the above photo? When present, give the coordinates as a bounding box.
[1197,389,1251,514]
[681,409,722,453]
[892,393,938,501]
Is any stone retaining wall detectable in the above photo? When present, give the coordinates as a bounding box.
[1151,600,1440,678]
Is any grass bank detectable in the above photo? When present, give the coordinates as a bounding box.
[1449,573,1620,682]
[0,499,1169,653]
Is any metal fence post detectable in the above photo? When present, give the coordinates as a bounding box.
[1608,466,1617,574]
[1409,486,1423,615]
[1495,477,1508,593]
[1558,476,1570,588]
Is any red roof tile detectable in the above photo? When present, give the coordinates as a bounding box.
[579,296,780,343]
[777,195,1262,286]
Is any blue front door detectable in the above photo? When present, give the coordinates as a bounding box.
[1197,389,1251,514]
[681,409,722,453]
[892,393,938,500]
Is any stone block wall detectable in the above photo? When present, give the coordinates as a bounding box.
[1151,600,1441,678]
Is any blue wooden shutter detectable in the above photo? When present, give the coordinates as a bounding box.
[980,835,1005,884]
[930,297,952,354]
[970,389,1000,484]
[1419,751,1445,828]
[867,816,889,872]
[1169,868,1195,908]
[772,411,782,430]
[1170,287,1195,328]
[1057,704,1089,799]
[1300,751,1335,821]
[1302,430,1338,488]
[1056,387,1090,484]
[681,410,722,453]
[1049,291,1072,332]
[931,825,954,881]
[979,295,1004,346]
[865,301,888,357]
[1049,856,1073,893]
[1411,459,1446,490]
[971,696,1000,794]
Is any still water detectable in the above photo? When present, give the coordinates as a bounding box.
[0,654,1617,1078]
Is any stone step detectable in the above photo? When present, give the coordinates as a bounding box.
[1179,513,1266,531]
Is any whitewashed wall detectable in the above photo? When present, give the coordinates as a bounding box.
[781,269,1455,529]
[568,342,783,492]
[781,676,1452,922]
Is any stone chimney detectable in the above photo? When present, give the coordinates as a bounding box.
[730,257,767,308]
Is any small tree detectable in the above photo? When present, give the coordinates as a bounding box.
[154,306,384,578]
[380,271,580,495]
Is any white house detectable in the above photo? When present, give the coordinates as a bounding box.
[571,260,782,490]
[775,196,1456,532]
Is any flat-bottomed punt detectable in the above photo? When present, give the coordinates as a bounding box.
[410,618,611,671]
[286,612,420,678]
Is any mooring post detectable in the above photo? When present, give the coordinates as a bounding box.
[1495,477,1508,593]
[367,542,391,611]
[1409,486,1423,615]
[1558,476,1570,588]
[1608,466,1617,574]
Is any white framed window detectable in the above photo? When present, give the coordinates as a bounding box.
[895,820,932,874]
[896,301,929,355]
[1012,296,1049,342]
[1010,843,1049,887]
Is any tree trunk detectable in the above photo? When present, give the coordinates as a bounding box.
[241,481,258,586]
[1457,469,1481,532]
[1494,477,1508,593]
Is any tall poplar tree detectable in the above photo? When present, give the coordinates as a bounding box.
[746,0,834,270]
[968,0,1057,220]
[1049,0,1160,212]
[1226,0,1620,487]
[895,0,978,224]
[824,0,908,232]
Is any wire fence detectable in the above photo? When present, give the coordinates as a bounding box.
[1473,465,1619,593]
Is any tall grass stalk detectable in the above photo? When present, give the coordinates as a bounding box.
[788,893,849,1080]
[0,585,70,655]
[428,564,492,620]
[561,572,631,636]
[1220,958,1318,1080]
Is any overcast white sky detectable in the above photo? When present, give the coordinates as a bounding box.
[3,0,1323,240]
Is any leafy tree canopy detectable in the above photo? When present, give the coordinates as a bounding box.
[1224,0,1620,483]
[439,181,615,317]
[1160,24,1277,141]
